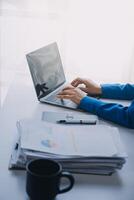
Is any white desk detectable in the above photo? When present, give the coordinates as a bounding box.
[0,75,134,200]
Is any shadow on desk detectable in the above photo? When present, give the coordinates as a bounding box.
[74,173,123,187]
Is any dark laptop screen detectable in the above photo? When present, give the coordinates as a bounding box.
[26,42,66,99]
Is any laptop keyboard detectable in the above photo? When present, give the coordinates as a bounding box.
[46,94,70,105]
[46,95,62,103]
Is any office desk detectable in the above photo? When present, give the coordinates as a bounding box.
[0,75,134,200]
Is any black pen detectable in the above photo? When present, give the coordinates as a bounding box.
[57,120,96,125]
[15,143,19,150]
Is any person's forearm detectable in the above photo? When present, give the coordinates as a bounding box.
[101,84,134,100]
[78,96,134,129]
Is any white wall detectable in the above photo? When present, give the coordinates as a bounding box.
[66,0,134,83]
[1,0,134,85]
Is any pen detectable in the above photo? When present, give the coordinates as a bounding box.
[15,143,19,150]
[57,120,96,125]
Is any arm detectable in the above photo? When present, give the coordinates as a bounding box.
[78,96,134,129]
[71,78,134,100]
[101,84,134,100]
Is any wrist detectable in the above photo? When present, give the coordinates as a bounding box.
[95,85,102,96]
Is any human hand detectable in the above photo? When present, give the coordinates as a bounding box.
[71,77,102,96]
[57,85,86,104]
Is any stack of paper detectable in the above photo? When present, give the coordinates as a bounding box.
[9,120,127,175]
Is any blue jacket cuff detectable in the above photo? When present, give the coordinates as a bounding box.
[78,96,105,114]
[101,84,112,98]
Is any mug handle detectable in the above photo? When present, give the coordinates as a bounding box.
[58,172,75,194]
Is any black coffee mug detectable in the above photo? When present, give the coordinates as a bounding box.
[26,159,75,200]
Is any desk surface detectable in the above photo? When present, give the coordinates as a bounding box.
[0,75,134,200]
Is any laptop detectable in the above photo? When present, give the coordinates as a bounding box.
[26,42,79,109]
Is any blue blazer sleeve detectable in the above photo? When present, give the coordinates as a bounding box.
[78,96,134,129]
[101,84,134,100]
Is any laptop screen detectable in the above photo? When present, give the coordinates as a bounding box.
[26,43,66,99]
